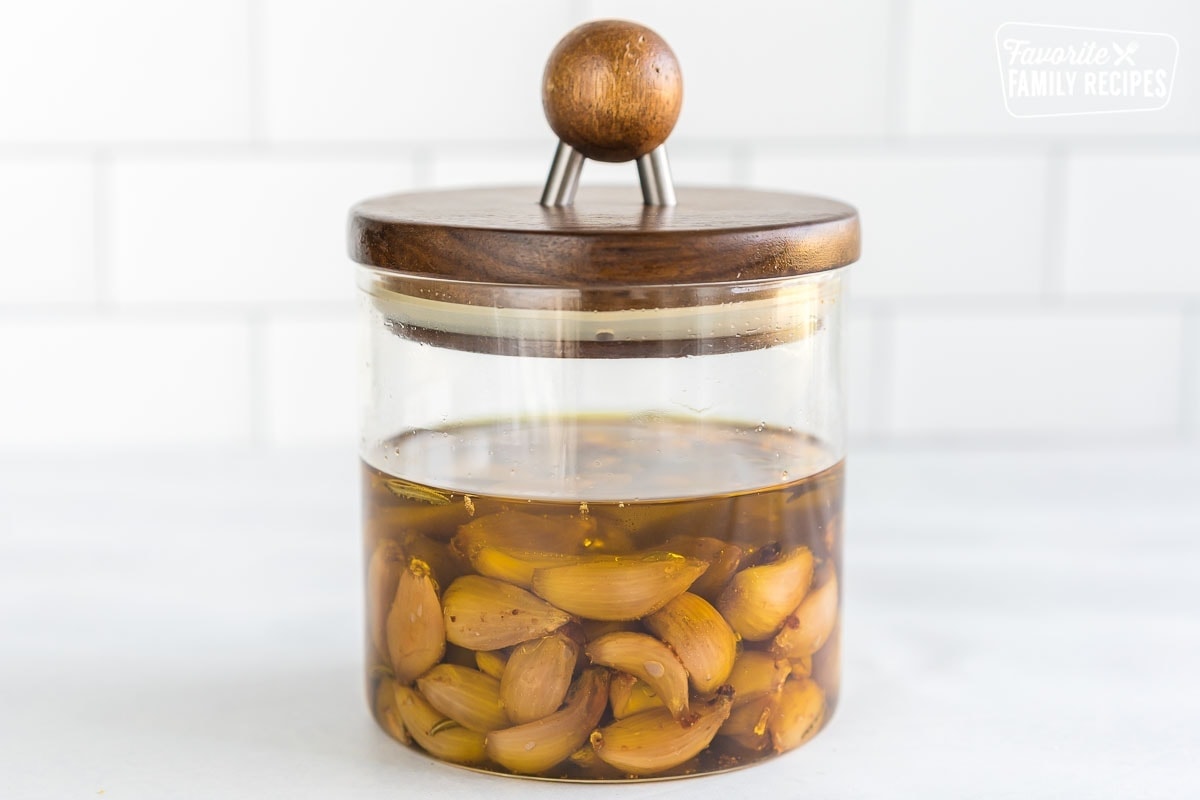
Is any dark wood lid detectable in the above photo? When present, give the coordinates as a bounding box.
[349,186,860,286]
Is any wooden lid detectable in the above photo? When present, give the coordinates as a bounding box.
[349,20,859,288]
[349,186,859,286]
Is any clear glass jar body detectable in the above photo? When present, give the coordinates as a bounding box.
[360,267,846,780]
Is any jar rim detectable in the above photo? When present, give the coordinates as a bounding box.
[360,268,844,359]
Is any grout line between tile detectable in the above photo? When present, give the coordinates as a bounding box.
[0,303,350,320]
[2,138,1199,160]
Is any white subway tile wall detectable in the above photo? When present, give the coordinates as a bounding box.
[0,318,252,447]
[110,155,415,306]
[845,312,879,439]
[0,1,251,143]
[0,158,96,303]
[1190,318,1200,438]
[262,316,358,446]
[426,145,739,189]
[584,0,893,139]
[1063,153,1200,295]
[0,0,1197,450]
[890,311,1183,439]
[748,151,1051,299]
[907,0,1200,137]
[260,0,574,142]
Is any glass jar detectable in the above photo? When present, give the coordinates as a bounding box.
[350,20,859,781]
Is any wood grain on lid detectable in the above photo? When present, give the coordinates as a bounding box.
[542,20,683,163]
[349,186,860,286]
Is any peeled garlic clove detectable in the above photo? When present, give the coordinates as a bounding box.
[719,692,776,751]
[485,667,610,775]
[590,693,732,776]
[416,664,510,733]
[442,575,571,651]
[465,545,590,589]
[717,547,814,641]
[500,632,578,724]
[772,570,839,659]
[475,649,509,681]
[661,536,743,602]
[374,675,411,744]
[456,510,597,556]
[608,671,664,719]
[532,553,708,621]
[585,632,690,720]
[367,540,406,659]
[387,558,446,684]
[393,684,487,765]
[726,650,792,708]
[769,677,825,752]
[644,592,737,694]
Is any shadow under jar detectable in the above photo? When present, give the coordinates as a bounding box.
[350,20,860,782]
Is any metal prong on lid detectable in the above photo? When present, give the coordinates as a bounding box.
[541,140,677,208]
[540,141,585,207]
[636,145,677,207]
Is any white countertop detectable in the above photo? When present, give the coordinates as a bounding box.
[2,447,1198,799]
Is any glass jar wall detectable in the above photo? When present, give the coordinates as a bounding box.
[360,267,846,780]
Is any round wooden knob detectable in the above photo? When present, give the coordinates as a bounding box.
[542,20,683,163]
